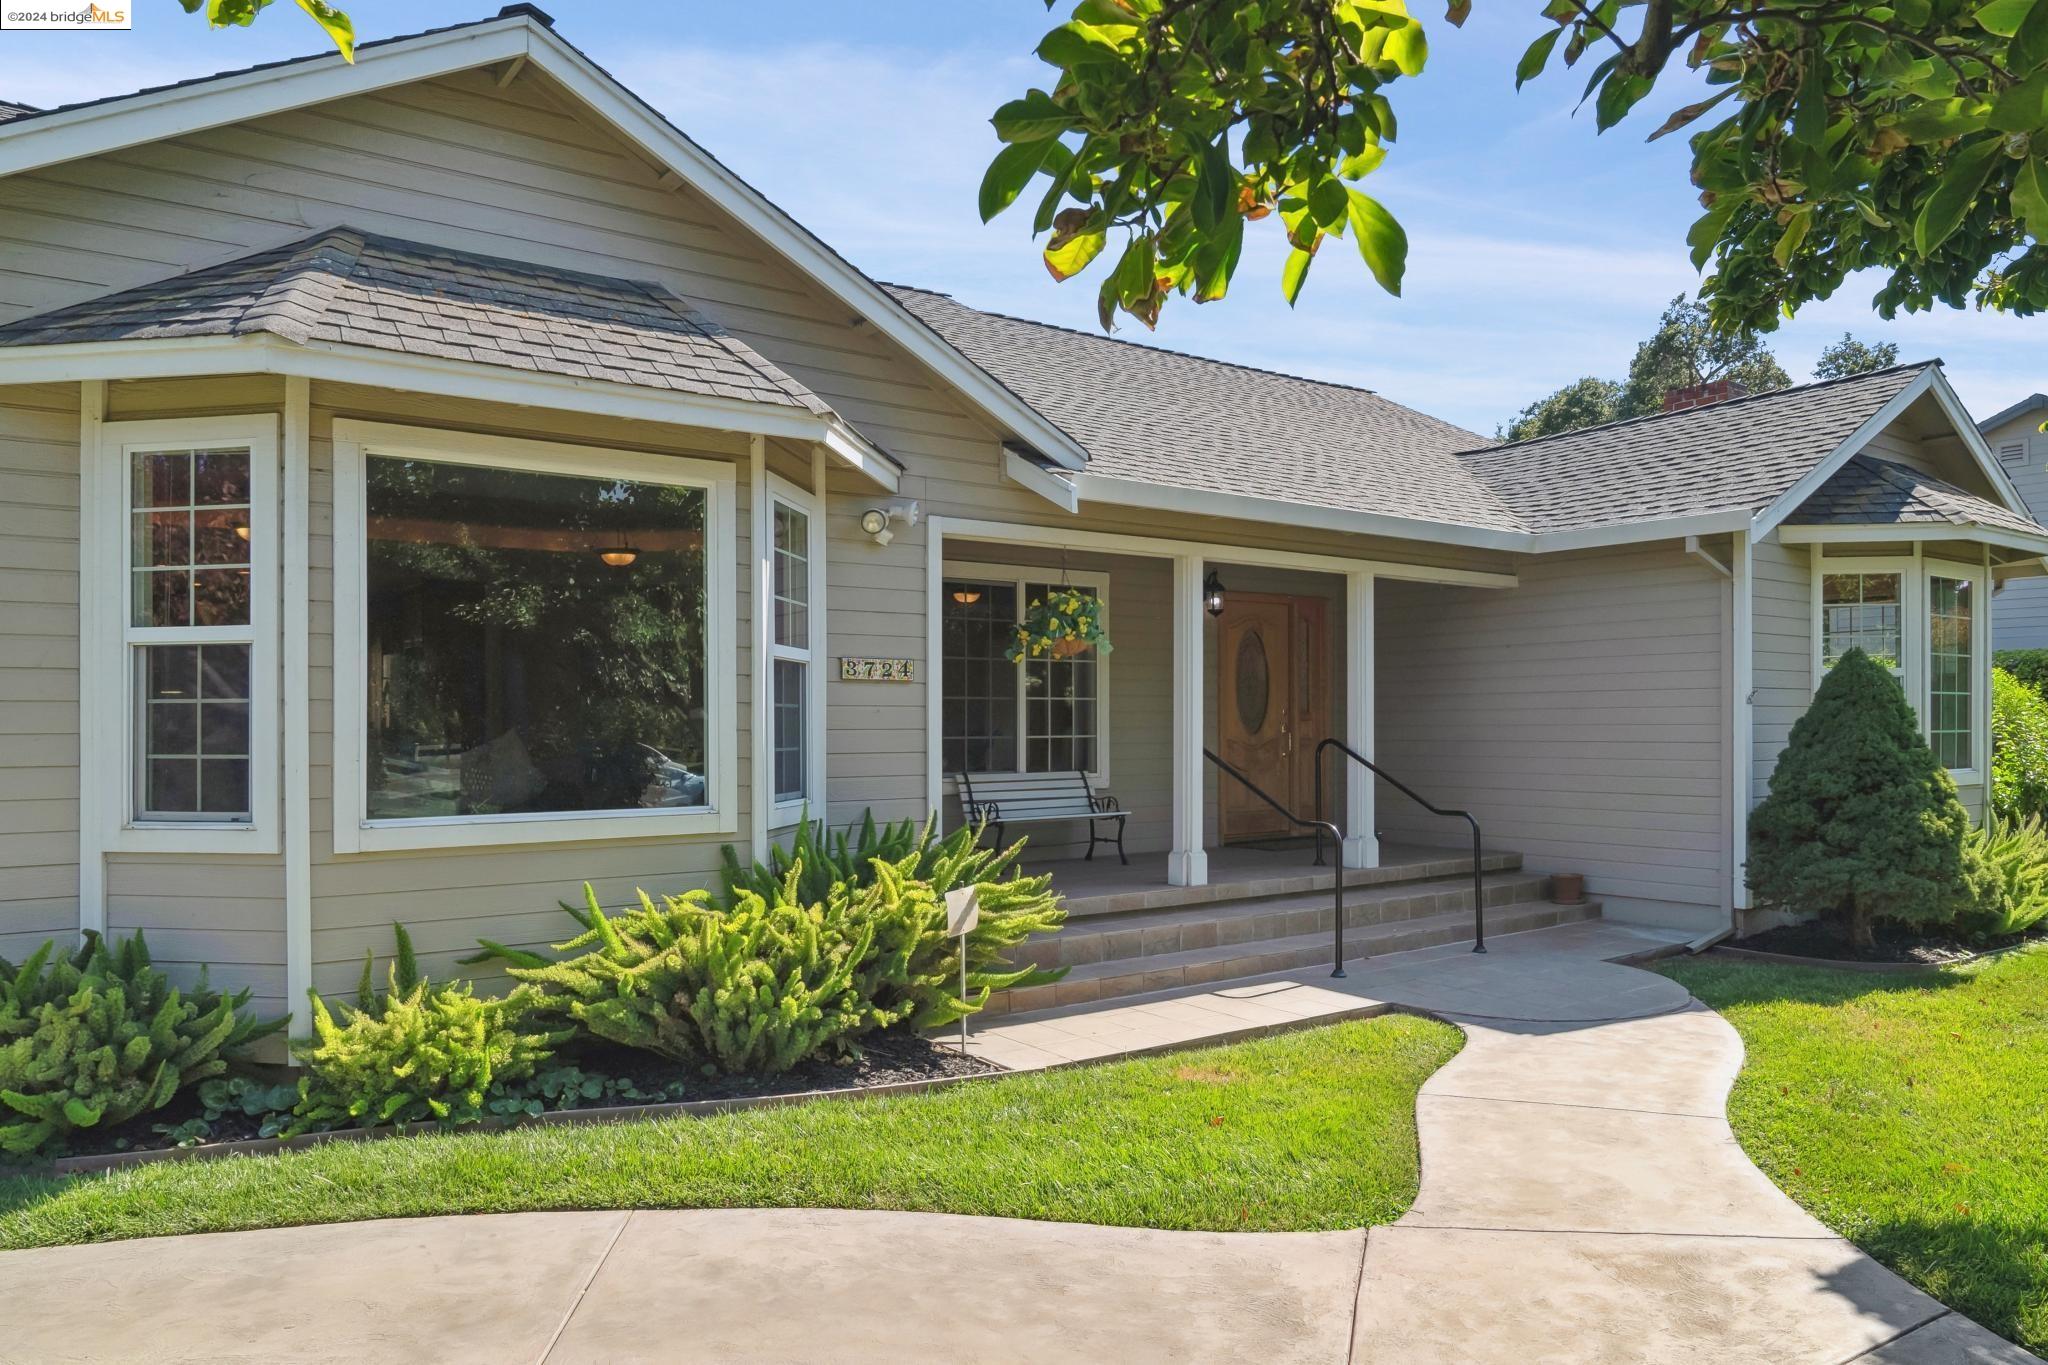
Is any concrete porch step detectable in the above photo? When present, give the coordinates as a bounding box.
[1052,848,1524,919]
[1015,870,1554,973]
[986,898,1602,1017]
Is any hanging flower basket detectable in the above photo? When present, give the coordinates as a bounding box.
[1006,589,1112,663]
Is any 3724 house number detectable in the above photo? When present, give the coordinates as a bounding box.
[840,657,915,682]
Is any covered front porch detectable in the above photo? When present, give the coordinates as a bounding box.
[925,515,1520,891]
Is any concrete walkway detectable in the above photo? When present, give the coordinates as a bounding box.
[0,921,2037,1363]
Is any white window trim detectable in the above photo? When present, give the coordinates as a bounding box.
[91,415,281,855]
[1809,548,1989,784]
[330,420,737,854]
[768,471,823,823]
[940,559,1112,786]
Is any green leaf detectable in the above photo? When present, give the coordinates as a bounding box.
[1037,20,1132,70]
[1913,136,2004,254]
[991,89,1071,143]
[1687,194,1741,270]
[1280,247,1315,306]
[1646,87,1736,142]
[295,0,354,61]
[1977,0,2033,36]
[2018,0,2048,66]
[1044,228,1109,281]
[2014,155,2048,238]
[61,1097,103,1129]
[1594,71,1654,131]
[1793,57,1827,147]
[1309,175,1350,229]
[1893,98,1991,141]
[1773,209,1811,267]
[1516,28,1564,88]
[1384,22,1429,76]
[1193,138,1234,232]
[1345,188,1408,296]
[979,140,1058,222]
[1191,210,1246,302]
[1990,72,2048,133]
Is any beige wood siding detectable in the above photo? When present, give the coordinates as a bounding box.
[1375,542,1731,928]
[0,385,80,960]
[1750,536,1811,809]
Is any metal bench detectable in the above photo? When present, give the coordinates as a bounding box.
[957,769,1127,864]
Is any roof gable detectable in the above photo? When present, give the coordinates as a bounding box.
[0,7,1090,470]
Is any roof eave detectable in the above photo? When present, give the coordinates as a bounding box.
[0,333,900,488]
[1778,521,2048,557]
[1071,472,1530,552]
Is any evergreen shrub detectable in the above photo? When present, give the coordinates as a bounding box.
[1991,666,2048,821]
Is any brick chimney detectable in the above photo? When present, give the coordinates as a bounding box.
[1662,378,1748,413]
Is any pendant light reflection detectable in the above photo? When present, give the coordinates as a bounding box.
[599,532,639,568]
[950,586,982,605]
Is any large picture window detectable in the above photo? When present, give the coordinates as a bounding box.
[98,416,279,853]
[334,423,735,852]
[1810,554,1986,779]
[941,565,1108,779]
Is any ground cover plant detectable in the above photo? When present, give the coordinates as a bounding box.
[1660,951,2048,1353]
[0,1013,1462,1247]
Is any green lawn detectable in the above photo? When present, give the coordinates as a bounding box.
[1660,948,2048,1353]
[0,1014,1460,1249]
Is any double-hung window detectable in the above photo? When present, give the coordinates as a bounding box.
[1813,554,1986,781]
[331,422,736,852]
[768,477,822,815]
[99,417,280,852]
[941,563,1109,780]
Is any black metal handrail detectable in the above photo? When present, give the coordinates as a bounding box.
[1314,738,1487,954]
[1202,747,1350,978]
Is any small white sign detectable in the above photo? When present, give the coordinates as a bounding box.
[1,3,130,29]
[943,885,980,937]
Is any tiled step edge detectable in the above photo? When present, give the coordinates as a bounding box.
[988,901,1601,1017]
[1057,850,1524,919]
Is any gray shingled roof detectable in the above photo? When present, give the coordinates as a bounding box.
[1788,453,2046,537]
[885,284,1524,533]
[885,289,2046,543]
[0,228,831,413]
[1456,364,1930,535]
[0,101,35,125]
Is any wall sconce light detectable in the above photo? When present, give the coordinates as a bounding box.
[1203,569,1226,617]
[859,498,921,547]
[950,586,982,605]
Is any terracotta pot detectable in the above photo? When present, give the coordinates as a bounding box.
[1551,873,1585,905]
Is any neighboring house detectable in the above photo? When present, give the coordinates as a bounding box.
[1,6,2044,1024]
[1984,393,2048,648]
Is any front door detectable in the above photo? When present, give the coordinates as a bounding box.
[1217,593,1329,841]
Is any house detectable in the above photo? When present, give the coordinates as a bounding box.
[1984,393,2048,648]
[2,5,2043,1026]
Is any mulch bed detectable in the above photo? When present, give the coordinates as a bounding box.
[1730,919,2043,966]
[28,1028,1001,1166]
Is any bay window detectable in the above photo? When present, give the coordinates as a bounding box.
[333,423,735,851]
[941,564,1108,779]
[99,417,279,852]
[1812,554,1985,780]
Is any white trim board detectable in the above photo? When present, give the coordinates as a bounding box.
[0,11,1092,473]
[0,335,900,492]
[328,419,738,853]
[1777,523,2048,557]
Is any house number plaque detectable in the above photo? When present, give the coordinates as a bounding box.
[840,657,916,682]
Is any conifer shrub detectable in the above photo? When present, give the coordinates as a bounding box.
[292,925,561,1131]
[1748,648,1989,946]
[0,930,282,1157]
[1991,666,2048,821]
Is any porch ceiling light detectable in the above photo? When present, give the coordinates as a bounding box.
[951,587,982,605]
[1203,569,1226,617]
[598,533,639,568]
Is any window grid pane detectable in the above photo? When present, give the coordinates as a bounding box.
[1820,573,1902,675]
[139,642,252,821]
[772,502,809,650]
[1023,583,1098,774]
[1929,576,1973,770]
[773,658,806,802]
[130,447,252,628]
[941,581,1017,775]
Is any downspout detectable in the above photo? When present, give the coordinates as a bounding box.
[1730,532,1754,922]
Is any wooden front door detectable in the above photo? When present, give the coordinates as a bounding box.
[1217,593,1329,841]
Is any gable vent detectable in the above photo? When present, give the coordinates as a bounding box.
[1999,441,2028,465]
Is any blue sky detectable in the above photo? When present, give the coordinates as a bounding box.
[2,0,2041,434]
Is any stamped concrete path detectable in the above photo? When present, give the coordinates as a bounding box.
[0,921,2036,1364]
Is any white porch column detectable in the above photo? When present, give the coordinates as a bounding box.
[1169,554,1208,886]
[1343,570,1379,869]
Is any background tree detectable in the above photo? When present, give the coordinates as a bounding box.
[1618,293,1792,414]
[1747,648,1987,947]
[180,0,352,58]
[1499,376,1623,440]
[1812,333,1903,379]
